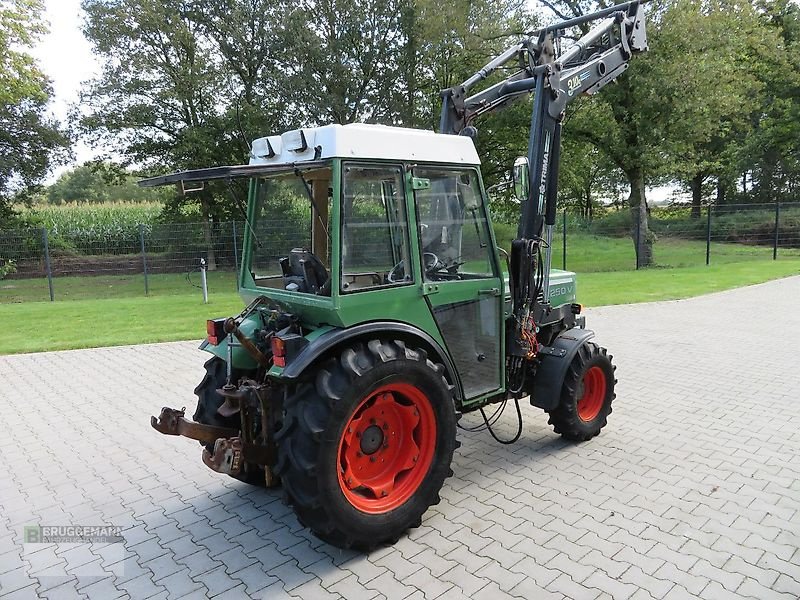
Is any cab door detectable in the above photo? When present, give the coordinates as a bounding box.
[412,167,504,402]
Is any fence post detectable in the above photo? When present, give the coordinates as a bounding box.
[773,202,780,260]
[232,221,240,290]
[705,205,712,266]
[634,209,640,270]
[139,223,149,296]
[41,227,54,302]
[562,210,567,271]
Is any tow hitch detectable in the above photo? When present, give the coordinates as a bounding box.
[151,377,279,486]
[151,406,238,442]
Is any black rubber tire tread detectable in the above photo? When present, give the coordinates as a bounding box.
[547,342,616,441]
[193,357,264,486]
[274,339,458,550]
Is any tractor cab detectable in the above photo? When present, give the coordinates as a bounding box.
[140,123,578,404]
[237,125,497,304]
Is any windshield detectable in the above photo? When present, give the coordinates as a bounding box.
[248,165,332,292]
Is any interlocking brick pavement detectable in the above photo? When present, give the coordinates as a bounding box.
[2,275,800,599]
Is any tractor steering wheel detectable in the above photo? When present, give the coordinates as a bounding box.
[387,252,443,283]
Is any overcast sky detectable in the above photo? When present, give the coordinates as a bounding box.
[31,0,98,180]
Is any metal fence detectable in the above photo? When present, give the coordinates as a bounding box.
[543,202,800,273]
[2,202,799,303]
[0,221,245,303]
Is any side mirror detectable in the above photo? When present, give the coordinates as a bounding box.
[512,157,529,203]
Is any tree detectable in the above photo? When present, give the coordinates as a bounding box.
[652,0,768,217]
[279,0,408,126]
[80,0,270,268]
[558,137,625,219]
[732,0,800,204]
[79,0,533,226]
[0,0,68,224]
[405,0,535,189]
[538,0,773,265]
[45,162,167,204]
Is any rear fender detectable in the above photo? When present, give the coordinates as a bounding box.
[270,321,463,403]
[530,328,595,410]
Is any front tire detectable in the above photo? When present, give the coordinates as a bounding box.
[547,342,616,441]
[275,339,457,550]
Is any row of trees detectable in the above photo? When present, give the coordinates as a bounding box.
[2,0,800,267]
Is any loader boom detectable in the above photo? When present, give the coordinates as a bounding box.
[439,0,648,365]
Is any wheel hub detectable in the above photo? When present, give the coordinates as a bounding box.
[577,365,606,422]
[337,383,438,514]
[359,424,384,455]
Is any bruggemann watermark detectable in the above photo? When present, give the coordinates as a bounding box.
[24,525,124,544]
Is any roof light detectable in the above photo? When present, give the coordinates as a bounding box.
[282,129,315,153]
[251,137,275,158]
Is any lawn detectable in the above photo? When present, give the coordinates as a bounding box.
[1,258,798,355]
[491,226,800,272]
[0,294,244,355]
[0,270,239,303]
[578,260,800,306]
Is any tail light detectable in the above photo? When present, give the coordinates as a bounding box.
[206,318,226,345]
[271,336,286,367]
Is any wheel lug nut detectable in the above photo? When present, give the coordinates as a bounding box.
[355,431,361,437]
[370,418,376,424]
[356,451,362,458]
[381,490,387,497]
[413,455,418,462]
[382,423,389,430]
[370,456,376,463]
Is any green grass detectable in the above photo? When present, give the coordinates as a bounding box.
[0,271,239,303]
[0,294,244,355]
[490,225,800,272]
[1,258,799,355]
[579,260,800,306]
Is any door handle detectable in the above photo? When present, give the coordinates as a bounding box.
[479,287,501,297]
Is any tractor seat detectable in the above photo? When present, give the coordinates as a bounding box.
[279,248,330,295]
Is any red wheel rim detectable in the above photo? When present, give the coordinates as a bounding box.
[337,383,437,514]
[577,366,606,422]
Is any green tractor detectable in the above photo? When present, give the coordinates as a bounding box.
[148,1,647,549]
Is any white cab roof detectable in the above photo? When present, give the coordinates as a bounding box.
[249,123,480,166]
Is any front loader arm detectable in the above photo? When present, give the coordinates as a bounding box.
[438,1,649,369]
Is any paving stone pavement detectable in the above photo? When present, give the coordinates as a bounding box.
[2,276,800,599]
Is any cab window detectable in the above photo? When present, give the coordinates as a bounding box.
[340,164,412,292]
[413,168,495,282]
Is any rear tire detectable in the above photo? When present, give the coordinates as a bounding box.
[547,342,616,441]
[275,339,457,550]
